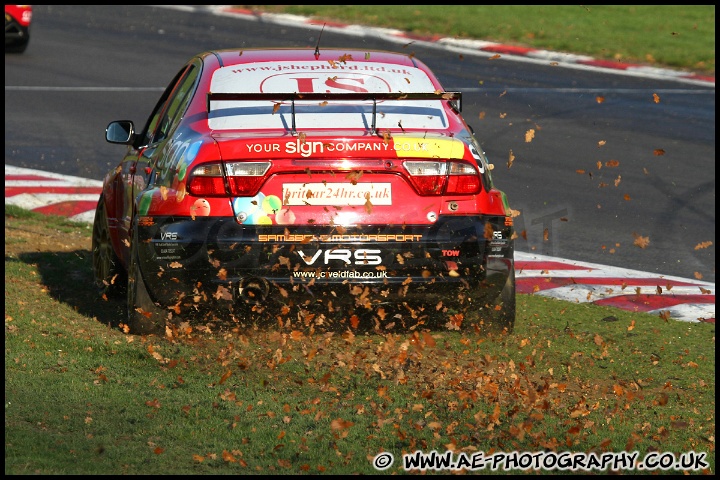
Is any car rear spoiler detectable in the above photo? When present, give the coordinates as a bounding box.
[206,91,462,134]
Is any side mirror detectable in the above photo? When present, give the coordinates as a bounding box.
[106,120,135,144]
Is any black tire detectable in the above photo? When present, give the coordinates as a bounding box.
[5,38,29,54]
[91,196,126,297]
[126,239,165,335]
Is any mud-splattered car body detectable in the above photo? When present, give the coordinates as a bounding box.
[92,48,515,335]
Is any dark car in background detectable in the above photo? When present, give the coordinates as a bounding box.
[92,47,516,336]
[5,5,32,53]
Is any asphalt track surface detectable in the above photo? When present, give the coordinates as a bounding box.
[5,6,715,324]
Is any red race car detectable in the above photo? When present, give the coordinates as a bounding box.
[5,5,32,53]
[92,48,516,335]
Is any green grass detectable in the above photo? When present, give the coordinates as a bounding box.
[240,5,715,75]
[5,206,715,474]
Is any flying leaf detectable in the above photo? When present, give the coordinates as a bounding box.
[330,418,355,431]
[694,241,712,250]
[653,93,660,103]
[597,140,606,147]
[596,95,605,104]
[632,233,650,248]
[272,102,281,114]
[489,54,501,60]
[483,222,495,240]
[364,197,373,214]
[605,160,620,167]
[653,149,665,156]
[507,150,515,168]
[525,129,535,142]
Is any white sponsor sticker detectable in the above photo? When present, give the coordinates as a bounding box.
[282,183,392,206]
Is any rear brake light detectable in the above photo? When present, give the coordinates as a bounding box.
[403,160,481,195]
[187,161,271,197]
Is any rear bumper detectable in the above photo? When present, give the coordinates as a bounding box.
[134,215,514,320]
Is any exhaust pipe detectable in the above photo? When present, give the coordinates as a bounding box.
[239,277,270,305]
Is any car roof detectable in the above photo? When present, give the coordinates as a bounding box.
[205,47,430,70]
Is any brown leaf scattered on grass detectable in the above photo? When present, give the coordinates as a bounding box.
[222,450,237,463]
[218,370,232,385]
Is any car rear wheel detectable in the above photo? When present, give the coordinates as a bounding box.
[91,196,126,297]
[126,239,165,335]
[466,266,516,335]
[5,38,28,53]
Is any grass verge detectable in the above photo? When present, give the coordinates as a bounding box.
[240,5,715,75]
